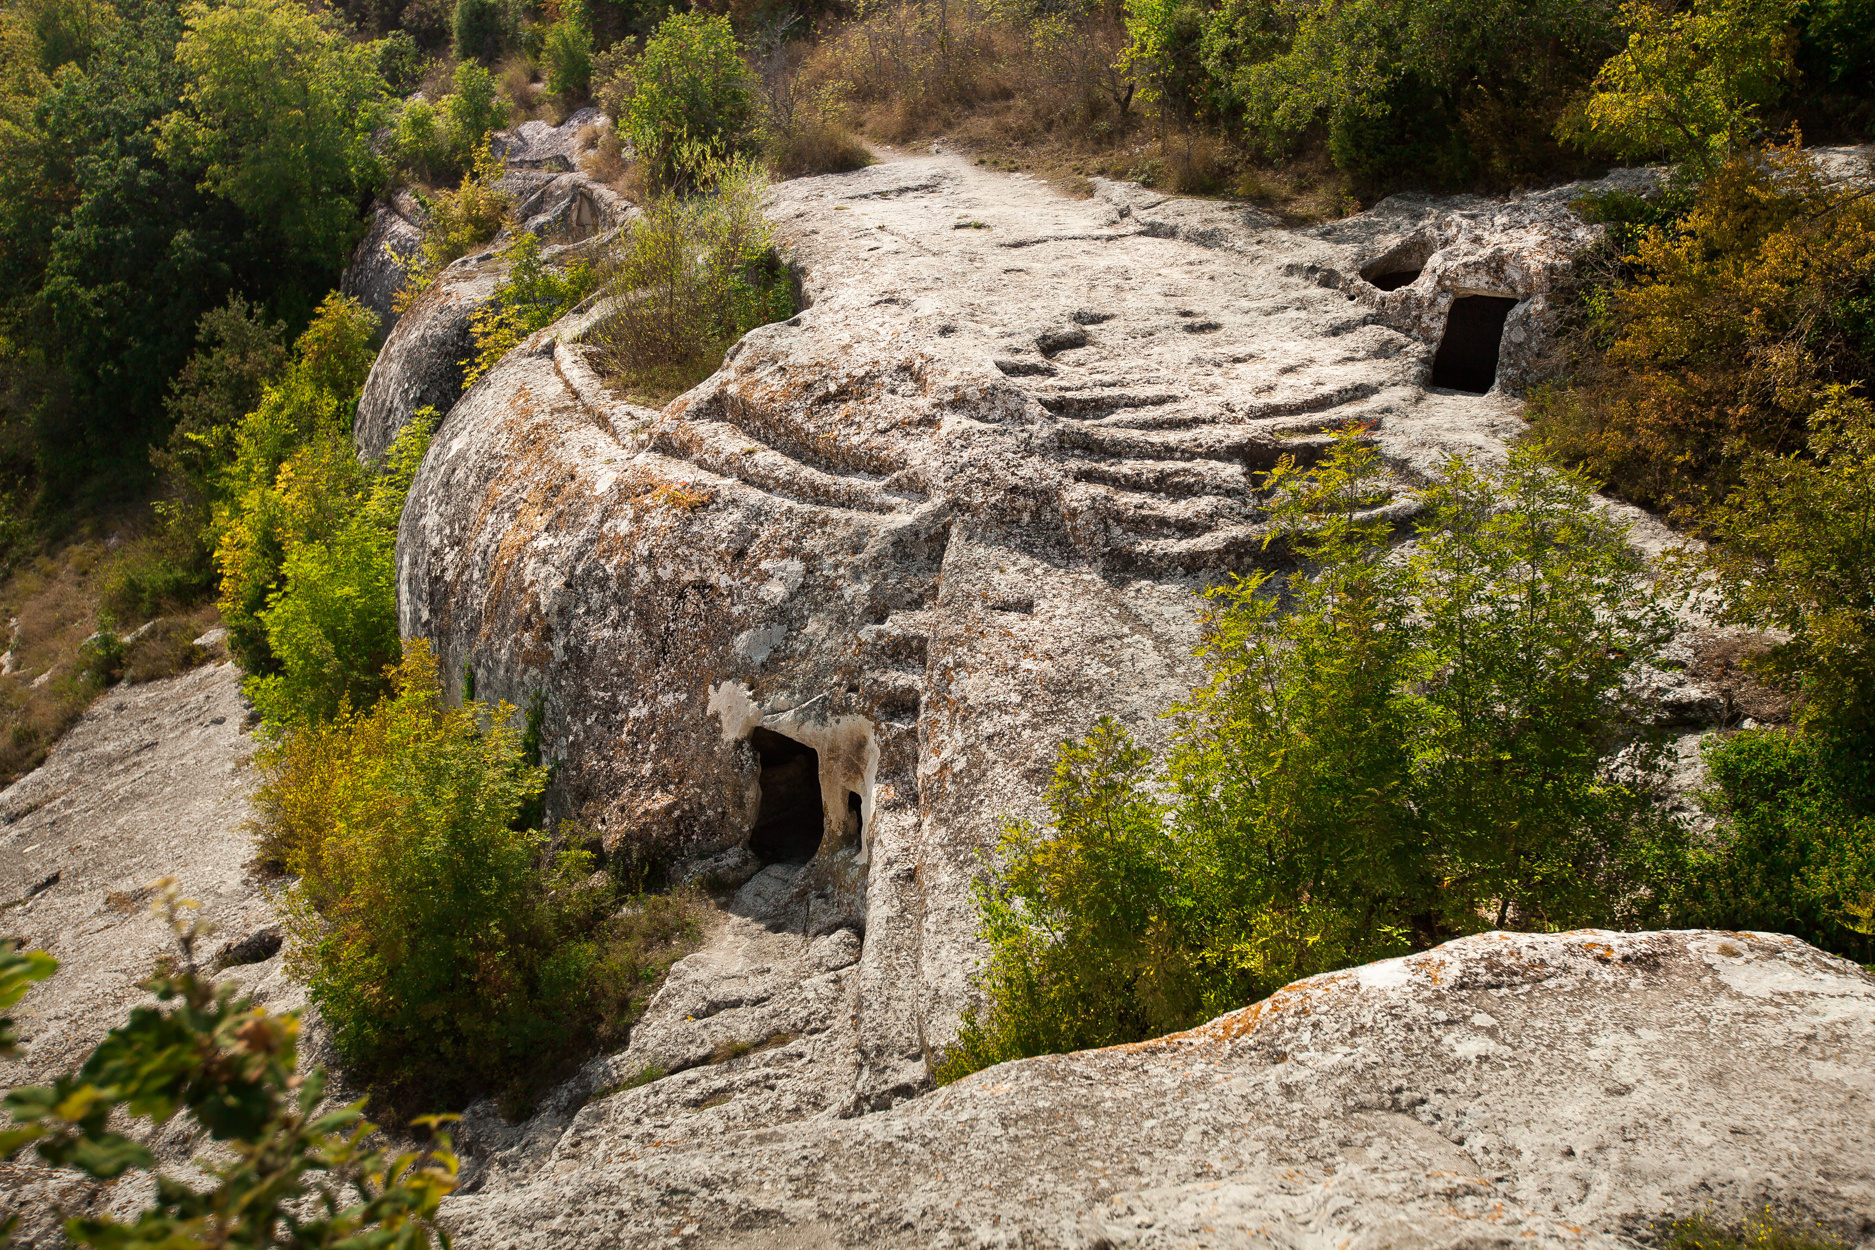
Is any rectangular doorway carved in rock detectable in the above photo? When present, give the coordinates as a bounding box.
[1431,295,1520,393]
[748,727,824,864]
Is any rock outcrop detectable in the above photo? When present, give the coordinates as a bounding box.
[351,111,632,461]
[446,928,1875,1247]
[0,658,313,1247]
[394,153,1738,1111]
[363,148,1859,1245]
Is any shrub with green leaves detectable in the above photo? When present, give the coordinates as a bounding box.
[940,433,1686,1079]
[1685,728,1875,964]
[617,11,756,192]
[590,158,793,395]
[464,231,597,386]
[203,293,445,731]
[0,903,457,1248]
[393,61,507,184]
[1559,0,1798,172]
[542,13,593,104]
[256,641,700,1114]
[1202,0,1620,188]
[397,141,511,307]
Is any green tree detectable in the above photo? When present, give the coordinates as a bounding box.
[941,435,1686,1079]
[0,0,241,501]
[211,294,381,686]
[1559,0,1799,171]
[1699,388,1875,746]
[620,11,755,191]
[464,232,595,386]
[452,0,510,62]
[543,12,594,103]
[159,0,391,292]
[1204,0,1620,188]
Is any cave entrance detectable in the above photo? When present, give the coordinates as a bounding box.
[1431,296,1519,393]
[1365,267,1422,291]
[747,728,825,864]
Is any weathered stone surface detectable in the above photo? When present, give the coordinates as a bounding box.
[444,929,1875,1247]
[341,189,425,336]
[397,153,1729,1113]
[0,662,315,1246]
[350,115,633,461]
[353,248,507,461]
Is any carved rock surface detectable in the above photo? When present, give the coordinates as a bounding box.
[385,153,1862,1245]
[444,929,1875,1247]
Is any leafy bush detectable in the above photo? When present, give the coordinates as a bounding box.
[209,294,382,691]
[1528,146,1875,515]
[589,159,794,395]
[256,641,701,1114]
[939,433,1686,1079]
[398,59,509,184]
[158,0,391,279]
[452,0,512,62]
[0,899,458,1248]
[1697,389,1875,743]
[243,412,432,727]
[397,140,512,306]
[542,13,593,104]
[1203,0,1620,188]
[617,12,756,192]
[463,232,597,386]
[1684,728,1875,964]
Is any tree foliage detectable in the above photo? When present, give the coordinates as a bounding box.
[254,641,700,1115]
[463,231,595,386]
[159,0,390,285]
[940,434,1687,1078]
[0,894,458,1249]
[1529,146,1875,513]
[1560,0,1798,171]
[617,11,756,192]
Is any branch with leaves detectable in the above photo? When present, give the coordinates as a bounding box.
[0,881,458,1250]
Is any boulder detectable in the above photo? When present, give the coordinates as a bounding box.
[353,247,507,461]
[443,929,1875,1247]
[340,189,425,336]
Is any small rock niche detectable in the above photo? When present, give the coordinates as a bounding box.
[1361,239,1431,292]
[1431,295,1520,393]
[1364,267,1423,291]
[748,728,825,864]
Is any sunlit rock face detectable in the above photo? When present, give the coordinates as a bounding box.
[373,152,1857,1246]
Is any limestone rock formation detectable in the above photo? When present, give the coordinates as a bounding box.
[445,929,1875,1247]
[351,112,632,461]
[395,154,1739,1119]
[0,660,314,1247]
[341,188,425,336]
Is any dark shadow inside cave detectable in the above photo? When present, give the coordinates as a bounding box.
[748,728,825,864]
[1430,295,1520,393]
[1365,268,1422,291]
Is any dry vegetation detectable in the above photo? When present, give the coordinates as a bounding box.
[771,0,1354,218]
[0,528,222,785]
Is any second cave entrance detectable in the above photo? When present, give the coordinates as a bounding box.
[1430,295,1520,393]
[748,727,825,864]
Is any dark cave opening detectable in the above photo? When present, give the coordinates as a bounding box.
[1430,295,1519,393]
[842,790,864,849]
[747,728,825,864]
[1365,268,1423,292]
